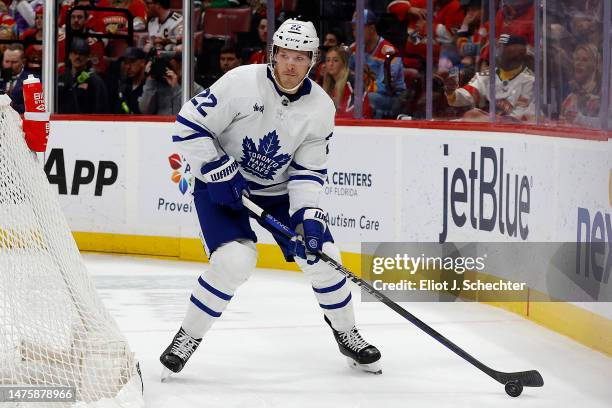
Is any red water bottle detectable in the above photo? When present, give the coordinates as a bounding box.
[22,74,50,152]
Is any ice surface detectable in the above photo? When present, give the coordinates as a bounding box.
[85,253,612,408]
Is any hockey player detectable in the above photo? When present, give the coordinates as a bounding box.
[160,19,382,378]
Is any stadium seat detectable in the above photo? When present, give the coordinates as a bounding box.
[202,7,252,40]
[194,30,204,54]
[281,0,298,12]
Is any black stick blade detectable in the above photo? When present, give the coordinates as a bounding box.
[495,370,544,387]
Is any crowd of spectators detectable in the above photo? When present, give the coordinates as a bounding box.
[0,0,607,127]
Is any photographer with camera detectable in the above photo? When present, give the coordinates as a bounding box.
[57,37,110,113]
[138,49,203,115]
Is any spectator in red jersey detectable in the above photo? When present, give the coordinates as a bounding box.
[57,8,107,75]
[399,0,465,69]
[97,0,147,33]
[247,16,267,64]
[323,46,372,119]
[559,43,602,128]
[58,0,95,28]
[96,0,147,61]
[479,0,535,68]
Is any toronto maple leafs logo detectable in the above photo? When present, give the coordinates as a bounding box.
[240,130,291,180]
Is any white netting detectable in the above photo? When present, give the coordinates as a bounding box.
[0,95,144,407]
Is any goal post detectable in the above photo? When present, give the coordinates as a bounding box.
[0,95,144,407]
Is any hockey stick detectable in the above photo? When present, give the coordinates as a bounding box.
[242,195,544,397]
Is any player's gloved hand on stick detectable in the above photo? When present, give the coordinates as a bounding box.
[290,208,327,263]
[201,155,249,211]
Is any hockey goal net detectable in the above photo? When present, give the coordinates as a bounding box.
[0,95,143,407]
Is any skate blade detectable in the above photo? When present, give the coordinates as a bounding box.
[346,357,382,375]
[161,367,173,382]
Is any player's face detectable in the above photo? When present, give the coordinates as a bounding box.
[274,48,311,91]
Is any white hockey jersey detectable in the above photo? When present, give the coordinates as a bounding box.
[173,64,336,215]
[449,67,535,120]
[148,11,183,44]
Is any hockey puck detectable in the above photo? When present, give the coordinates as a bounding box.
[504,380,523,397]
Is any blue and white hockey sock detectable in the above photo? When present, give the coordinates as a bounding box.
[182,271,234,338]
[182,241,257,338]
[312,275,356,331]
[296,242,356,331]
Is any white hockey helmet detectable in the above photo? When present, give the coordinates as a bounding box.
[269,19,320,93]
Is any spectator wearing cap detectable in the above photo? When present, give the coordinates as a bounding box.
[145,0,184,52]
[113,46,147,113]
[444,34,535,122]
[0,43,33,113]
[57,38,110,113]
[349,8,407,119]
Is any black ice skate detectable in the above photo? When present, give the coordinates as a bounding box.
[160,327,202,381]
[324,315,382,375]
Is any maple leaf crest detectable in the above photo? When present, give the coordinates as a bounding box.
[240,130,291,180]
